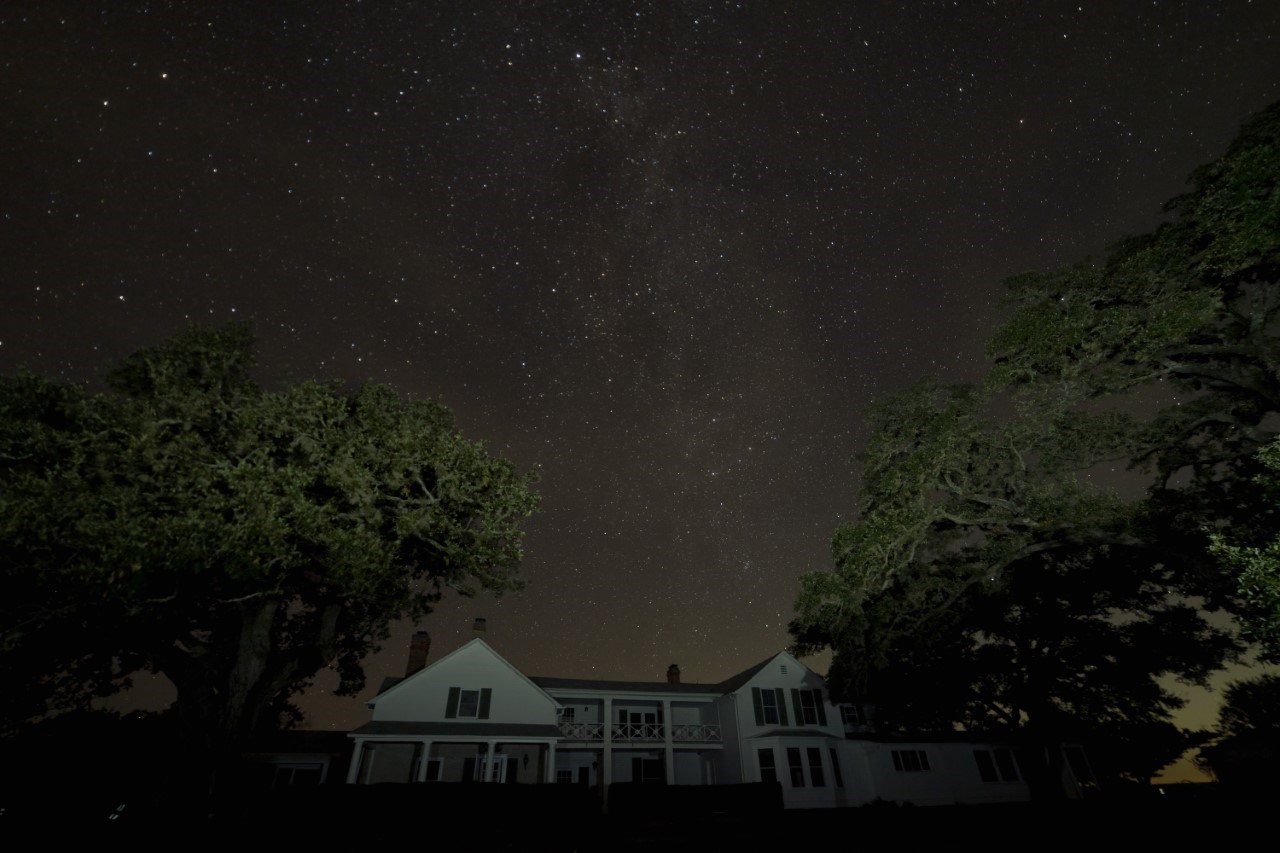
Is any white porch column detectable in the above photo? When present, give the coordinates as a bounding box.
[415,740,434,782]
[546,741,557,783]
[662,698,674,784]
[346,740,365,784]
[483,740,496,781]
[602,697,613,789]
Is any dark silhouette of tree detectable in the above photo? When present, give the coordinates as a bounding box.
[0,323,539,811]
[803,546,1229,793]
[1195,674,1280,785]
[792,101,1280,791]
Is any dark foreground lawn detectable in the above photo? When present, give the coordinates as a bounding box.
[2,782,1267,846]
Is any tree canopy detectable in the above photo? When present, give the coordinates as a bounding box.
[0,324,539,779]
[1195,674,1280,785]
[791,101,1280,781]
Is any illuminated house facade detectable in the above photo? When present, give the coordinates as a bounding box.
[347,635,1085,808]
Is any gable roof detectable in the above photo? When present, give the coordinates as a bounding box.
[370,646,820,701]
[716,649,816,693]
[368,637,559,709]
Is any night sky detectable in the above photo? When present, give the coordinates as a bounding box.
[3,2,1279,753]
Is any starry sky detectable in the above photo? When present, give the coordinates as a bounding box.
[3,2,1279,749]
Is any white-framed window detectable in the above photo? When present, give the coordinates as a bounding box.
[761,689,780,725]
[800,691,817,724]
[841,704,864,726]
[786,747,806,787]
[892,749,930,772]
[758,748,778,784]
[829,748,845,788]
[445,686,492,719]
[786,688,828,726]
[752,687,790,726]
[560,707,575,723]
[271,762,325,789]
[974,748,1019,782]
[556,769,574,784]
[806,747,826,787]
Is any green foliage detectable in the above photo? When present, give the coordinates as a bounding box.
[0,324,538,752]
[793,102,1280,779]
[1209,437,1280,663]
[791,377,1141,686]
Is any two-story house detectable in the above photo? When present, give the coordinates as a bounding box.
[347,631,1078,808]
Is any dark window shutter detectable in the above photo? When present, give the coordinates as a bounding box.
[478,688,492,719]
[752,687,764,725]
[775,688,789,726]
[815,690,828,726]
[791,689,804,726]
[445,686,460,718]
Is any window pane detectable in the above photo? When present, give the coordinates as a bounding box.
[994,749,1018,781]
[761,690,779,725]
[458,689,480,717]
[758,748,777,784]
[829,748,844,788]
[787,748,805,787]
[806,747,825,787]
[974,750,998,782]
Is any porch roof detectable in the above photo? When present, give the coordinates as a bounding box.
[350,721,561,739]
[529,676,721,695]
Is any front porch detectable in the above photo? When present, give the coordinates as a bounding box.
[347,721,562,785]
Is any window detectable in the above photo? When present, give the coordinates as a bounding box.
[786,748,806,787]
[271,762,324,789]
[752,687,790,726]
[758,748,778,784]
[792,688,828,726]
[1063,746,1096,786]
[974,749,1019,782]
[891,749,930,772]
[445,686,492,719]
[994,749,1018,781]
[829,748,844,788]
[841,704,864,726]
[424,759,442,781]
[560,707,575,723]
[557,769,574,784]
[761,690,779,725]
[806,747,826,787]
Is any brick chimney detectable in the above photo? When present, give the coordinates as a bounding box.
[473,617,487,635]
[667,664,681,684]
[406,631,431,676]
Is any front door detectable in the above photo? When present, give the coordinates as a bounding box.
[485,754,508,783]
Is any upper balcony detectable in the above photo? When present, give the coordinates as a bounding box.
[556,721,722,743]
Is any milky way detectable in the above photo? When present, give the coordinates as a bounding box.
[3,3,1278,742]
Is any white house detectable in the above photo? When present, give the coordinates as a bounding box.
[347,633,1080,808]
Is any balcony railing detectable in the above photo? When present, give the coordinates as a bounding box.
[558,722,604,740]
[556,721,722,743]
[672,723,721,743]
[613,723,664,742]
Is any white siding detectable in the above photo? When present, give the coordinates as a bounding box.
[370,639,559,724]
